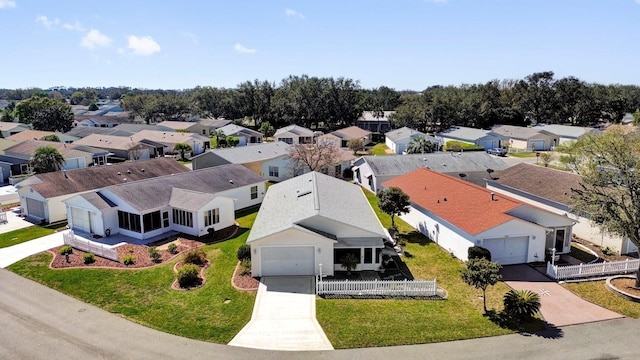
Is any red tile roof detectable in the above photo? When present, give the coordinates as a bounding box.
[383,168,523,235]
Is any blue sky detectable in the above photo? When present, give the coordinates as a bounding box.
[1,0,639,91]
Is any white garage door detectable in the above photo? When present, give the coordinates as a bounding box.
[530,139,546,151]
[483,236,529,265]
[71,207,91,233]
[260,246,315,276]
[25,197,45,219]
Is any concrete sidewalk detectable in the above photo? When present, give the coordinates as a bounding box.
[0,207,38,234]
[0,232,64,268]
[229,276,333,351]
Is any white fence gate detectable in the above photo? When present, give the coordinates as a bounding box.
[63,230,119,261]
[316,277,438,297]
[546,259,640,281]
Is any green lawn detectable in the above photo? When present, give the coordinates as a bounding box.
[316,190,521,348]
[0,226,55,249]
[508,152,537,158]
[369,143,390,156]
[563,280,640,318]
[8,213,258,343]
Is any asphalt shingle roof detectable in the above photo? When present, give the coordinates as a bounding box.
[360,152,509,177]
[199,141,290,164]
[385,127,426,142]
[330,126,371,140]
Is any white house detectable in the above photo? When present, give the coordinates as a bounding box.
[384,168,576,265]
[63,164,266,240]
[16,157,190,224]
[217,124,263,146]
[533,124,597,146]
[384,127,439,154]
[490,125,559,151]
[247,172,389,277]
[486,163,637,255]
[436,126,507,150]
[353,152,509,193]
[274,125,315,145]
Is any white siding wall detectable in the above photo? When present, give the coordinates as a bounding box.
[261,156,295,182]
[477,219,548,263]
[218,181,266,210]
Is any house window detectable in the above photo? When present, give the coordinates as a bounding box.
[162,211,169,227]
[118,210,141,233]
[142,211,162,233]
[204,208,220,227]
[279,138,293,144]
[93,157,106,166]
[172,208,193,228]
[251,185,258,200]
[364,248,373,264]
[334,248,361,265]
[269,166,279,178]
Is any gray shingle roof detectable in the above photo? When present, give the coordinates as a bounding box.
[65,127,134,138]
[105,164,265,212]
[385,127,426,142]
[360,152,509,177]
[490,125,554,140]
[79,192,117,210]
[436,126,504,141]
[274,125,314,137]
[113,124,174,133]
[218,124,262,137]
[247,172,386,242]
[169,188,216,211]
[533,124,596,139]
[198,141,290,164]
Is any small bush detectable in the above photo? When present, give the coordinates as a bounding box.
[183,248,207,266]
[178,264,200,287]
[122,254,136,265]
[148,246,162,263]
[601,246,617,256]
[167,243,178,254]
[503,289,541,321]
[468,246,492,261]
[59,245,73,256]
[237,244,251,261]
[83,252,95,264]
[239,259,251,276]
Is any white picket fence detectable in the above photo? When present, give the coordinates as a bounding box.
[316,277,438,297]
[63,230,119,261]
[546,258,640,281]
[0,212,7,224]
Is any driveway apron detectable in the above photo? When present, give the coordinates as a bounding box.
[502,265,623,326]
[0,233,64,268]
[228,276,333,351]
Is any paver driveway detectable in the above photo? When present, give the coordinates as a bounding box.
[502,265,623,326]
[228,276,333,351]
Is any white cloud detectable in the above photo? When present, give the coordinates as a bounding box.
[0,0,16,9]
[285,8,305,20]
[62,21,85,32]
[234,43,256,54]
[35,15,59,28]
[127,35,161,56]
[81,29,112,49]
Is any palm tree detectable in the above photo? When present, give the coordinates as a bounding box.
[503,289,541,321]
[406,135,437,154]
[173,143,193,161]
[340,253,359,276]
[30,146,65,174]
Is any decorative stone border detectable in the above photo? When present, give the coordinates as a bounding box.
[171,260,210,291]
[605,275,640,303]
[230,261,259,292]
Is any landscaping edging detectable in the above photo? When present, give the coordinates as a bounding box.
[171,260,210,291]
[605,275,640,303]
[231,261,259,291]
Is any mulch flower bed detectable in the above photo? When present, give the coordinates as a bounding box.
[232,261,259,291]
[171,260,210,291]
[610,278,640,297]
[49,238,204,269]
[572,236,637,262]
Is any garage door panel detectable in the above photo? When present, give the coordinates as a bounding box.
[25,197,45,219]
[483,236,528,265]
[71,207,91,233]
[261,246,315,276]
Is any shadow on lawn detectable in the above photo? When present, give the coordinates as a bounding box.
[399,231,432,246]
[485,310,560,338]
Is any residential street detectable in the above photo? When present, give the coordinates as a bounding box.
[0,268,637,360]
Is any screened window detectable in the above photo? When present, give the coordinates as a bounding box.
[334,248,361,265]
[204,208,220,227]
[118,210,141,233]
[268,166,279,177]
[142,211,162,233]
[251,185,258,200]
[172,209,193,228]
[364,248,373,264]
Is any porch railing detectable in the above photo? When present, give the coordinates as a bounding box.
[546,259,640,281]
[63,230,119,261]
[316,277,438,297]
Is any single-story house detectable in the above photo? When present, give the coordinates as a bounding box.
[385,127,439,154]
[383,168,576,264]
[191,141,295,182]
[73,116,123,128]
[197,118,233,133]
[486,163,637,255]
[274,125,315,145]
[0,122,30,138]
[65,126,136,139]
[353,151,510,193]
[327,126,372,148]
[533,124,597,146]
[112,123,174,133]
[131,129,210,156]
[64,164,266,240]
[72,134,163,161]
[491,125,559,151]
[247,171,389,277]
[436,126,507,150]
[156,121,210,136]
[217,124,263,146]
[7,130,79,143]
[357,111,394,133]
[16,157,190,224]
[3,139,110,172]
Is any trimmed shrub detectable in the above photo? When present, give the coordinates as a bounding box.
[83,252,95,264]
[167,243,178,254]
[59,245,73,255]
[503,289,541,321]
[178,264,200,287]
[237,244,251,261]
[122,254,136,265]
[148,246,162,263]
[468,246,492,261]
[183,248,207,266]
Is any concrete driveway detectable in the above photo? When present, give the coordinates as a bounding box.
[502,265,623,326]
[228,276,333,351]
[0,232,64,268]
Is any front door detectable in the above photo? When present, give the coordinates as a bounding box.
[555,229,566,252]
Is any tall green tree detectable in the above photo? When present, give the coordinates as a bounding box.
[14,97,74,132]
[30,146,65,173]
[259,121,275,138]
[173,143,192,161]
[460,258,502,313]
[377,187,410,229]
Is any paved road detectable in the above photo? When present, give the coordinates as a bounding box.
[1,268,638,359]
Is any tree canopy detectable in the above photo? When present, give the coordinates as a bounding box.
[288,138,342,174]
[14,97,74,132]
[378,187,410,229]
[460,258,502,313]
[30,146,65,174]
